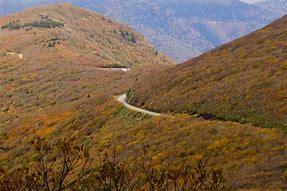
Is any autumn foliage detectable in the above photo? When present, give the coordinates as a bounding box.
[127,15,287,130]
[0,137,225,191]
[0,4,286,191]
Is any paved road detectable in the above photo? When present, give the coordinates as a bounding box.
[6,52,23,59]
[99,68,130,72]
[116,94,163,117]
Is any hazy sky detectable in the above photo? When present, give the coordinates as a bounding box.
[240,0,266,3]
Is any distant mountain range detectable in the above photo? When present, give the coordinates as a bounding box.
[257,0,287,15]
[1,3,287,190]
[1,0,286,62]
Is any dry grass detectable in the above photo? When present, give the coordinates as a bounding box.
[0,4,286,190]
[0,3,174,67]
[127,15,287,130]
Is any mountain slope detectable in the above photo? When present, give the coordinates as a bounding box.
[0,3,173,67]
[127,15,287,130]
[0,4,287,190]
[1,0,287,62]
[0,3,173,130]
[91,0,276,62]
[257,0,287,16]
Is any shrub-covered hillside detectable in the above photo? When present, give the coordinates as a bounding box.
[127,15,287,130]
[0,4,286,190]
[0,3,174,67]
[1,0,287,62]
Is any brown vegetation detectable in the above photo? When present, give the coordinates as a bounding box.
[0,137,225,191]
[0,3,174,67]
[0,4,286,191]
[127,15,287,130]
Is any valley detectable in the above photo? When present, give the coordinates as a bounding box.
[0,3,286,190]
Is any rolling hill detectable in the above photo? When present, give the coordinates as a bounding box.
[1,0,287,62]
[0,3,286,190]
[127,15,287,130]
[0,3,174,132]
[0,3,173,67]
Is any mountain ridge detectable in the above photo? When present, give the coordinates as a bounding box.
[0,4,287,190]
[1,0,286,62]
[0,3,174,67]
[0,3,174,130]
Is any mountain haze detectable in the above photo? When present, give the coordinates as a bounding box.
[0,4,287,190]
[1,0,286,62]
[257,0,287,15]
[0,3,173,67]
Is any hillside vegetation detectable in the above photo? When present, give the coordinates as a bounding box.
[1,0,287,62]
[0,3,174,67]
[1,95,287,190]
[0,4,286,190]
[127,15,287,130]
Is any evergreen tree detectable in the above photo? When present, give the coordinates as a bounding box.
[131,33,136,43]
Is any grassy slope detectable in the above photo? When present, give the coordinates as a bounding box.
[0,3,174,67]
[1,98,287,190]
[0,3,173,130]
[127,15,287,130]
[0,55,286,190]
[0,4,286,190]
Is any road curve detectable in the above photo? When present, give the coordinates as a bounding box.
[6,52,23,59]
[116,94,163,117]
[99,68,130,72]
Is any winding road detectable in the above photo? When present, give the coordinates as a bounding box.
[6,52,23,59]
[116,94,164,117]
[99,68,130,72]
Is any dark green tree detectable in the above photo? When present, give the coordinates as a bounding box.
[131,33,136,43]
